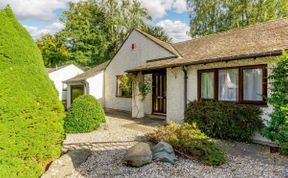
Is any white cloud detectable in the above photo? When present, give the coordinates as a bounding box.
[0,0,82,21]
[1,0,188,21]
[156,19,191,42]
[24,21,65,39]
[140,0,188,19]
[172,0,187,13]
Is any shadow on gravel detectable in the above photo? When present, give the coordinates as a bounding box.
[215,139,288,166]
[68,137,288,177]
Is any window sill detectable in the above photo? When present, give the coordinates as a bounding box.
[198,98,268,107]
[238,101,268,107]
[116,96,132,98]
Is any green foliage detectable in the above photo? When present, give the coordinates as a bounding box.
[64,95,105,133]
[58,0,171,67]
[36,33,70,67]
[138,77,152,101]
[118,74,133,97]
[187,0,288,37]
[148,123,226,166]
[0,6,65,177]
[141,25,172,43]
[263,53,288,154]
[185,100,263,142]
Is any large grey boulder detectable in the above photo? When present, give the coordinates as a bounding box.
[123,142,152,167]
[41,149,91,178]
[152,142,177,164]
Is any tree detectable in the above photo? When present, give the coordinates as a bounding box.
[187,0,288,37]
[0,6,65,177]
[36,33,70,67]
[142,25,172,42]
[263,53,288,155]
[59,0,171,66]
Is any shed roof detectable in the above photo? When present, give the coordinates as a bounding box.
[47,64,72,73]
[65,60,110,83]
[127,18,288,72]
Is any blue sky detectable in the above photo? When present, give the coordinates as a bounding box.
[0,0,191,42]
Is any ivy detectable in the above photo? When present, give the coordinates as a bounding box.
[138,77,152,101]
[263,52,288,154]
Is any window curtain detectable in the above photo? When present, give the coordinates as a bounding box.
[243,68,263,101]
[218,69,239,101]
[201,72,214,99]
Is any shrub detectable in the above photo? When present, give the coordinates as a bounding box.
[185,100,263,142]
[0,6,65,178]
[148,123,226,166]
[64,95,105,133]
[263,53,288,155]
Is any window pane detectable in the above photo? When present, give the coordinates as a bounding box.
[243,68,263,101]
[218,69,239,101]
[117,75,132,97]
[201,72,214,99]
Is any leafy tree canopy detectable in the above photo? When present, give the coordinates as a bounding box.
[36,33,69,68]
[187,0,288,37]
[38,0,171,67]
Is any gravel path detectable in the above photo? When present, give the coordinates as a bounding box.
[64,112,288,178]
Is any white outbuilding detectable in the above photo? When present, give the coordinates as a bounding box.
[47,64,84,107]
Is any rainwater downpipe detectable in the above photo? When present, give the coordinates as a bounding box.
[182,66,188,112]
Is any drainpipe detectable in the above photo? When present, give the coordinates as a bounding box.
[182,66,188,112]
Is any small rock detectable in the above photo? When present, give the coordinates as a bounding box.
[123,142,152,167]
[41,149,91,178]
[152,142,177,164]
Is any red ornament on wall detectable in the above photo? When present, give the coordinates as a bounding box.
[132,43,136,49]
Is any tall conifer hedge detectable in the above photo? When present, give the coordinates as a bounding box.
[0,6,65,177]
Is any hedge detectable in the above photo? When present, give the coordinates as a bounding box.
[64,95,105,133]
[0,6,65,177]
[185,100,263,142]
[148,123,226,166]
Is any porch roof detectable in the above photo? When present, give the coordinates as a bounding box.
[127,18,288,73]
[65,60,110,83]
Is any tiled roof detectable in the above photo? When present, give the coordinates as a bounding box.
[47,64,71,73]
[65,60,110,82]
[127,18,288,72]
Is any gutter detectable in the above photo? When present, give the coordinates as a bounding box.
[126,50,283,73]
[182,66,188,112]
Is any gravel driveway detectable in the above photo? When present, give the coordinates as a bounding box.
[64,111,288,178]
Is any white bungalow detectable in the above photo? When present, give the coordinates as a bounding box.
[64,18,288,144]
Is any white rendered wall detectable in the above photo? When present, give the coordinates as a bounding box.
[166,57,277,143]
[48,64,84,100]
[86,71,105,105]
[166,67,185,123]
[104,30,174,112]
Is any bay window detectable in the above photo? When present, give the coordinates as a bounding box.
[198,65,267,105]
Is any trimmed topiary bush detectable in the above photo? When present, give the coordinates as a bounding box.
[64,95,105,133]
[148,123,226,166]
[0,6,65,178]
[185,100,263,142]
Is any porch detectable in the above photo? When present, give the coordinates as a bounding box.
[131,70,168,119]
